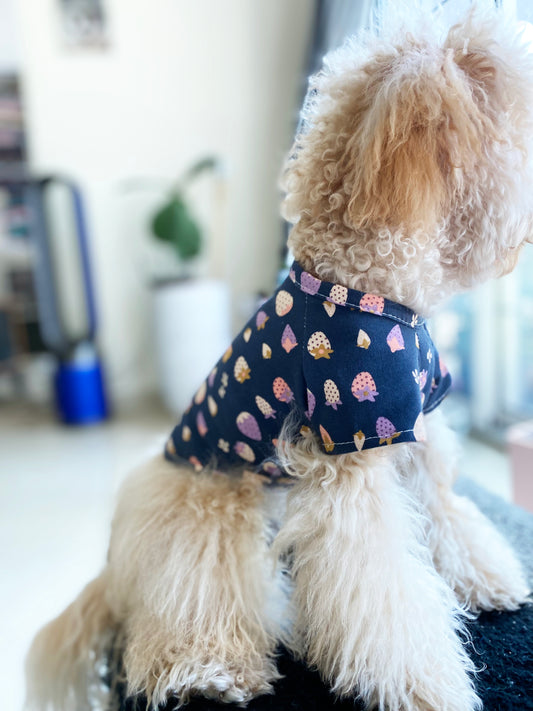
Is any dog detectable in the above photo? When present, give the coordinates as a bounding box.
[26,8,533,711]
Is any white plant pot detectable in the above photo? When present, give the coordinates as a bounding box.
[153,278,231,415]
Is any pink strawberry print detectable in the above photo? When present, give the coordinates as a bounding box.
[281,324,298,353]
[300,271,321,295]
[234,441,256,463]
[376,417,400,446]
[386,324,405,353]
[196,411,208,437]
[319,425,334,452]
[351,372,379,402]
[273,377,295,404]
[236,411,262,440]
[262,461,283,478]
[256,310,269,330]
[189,456,203,472]
[359,293,385,315]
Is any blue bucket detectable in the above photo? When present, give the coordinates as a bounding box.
[54,348,109,425]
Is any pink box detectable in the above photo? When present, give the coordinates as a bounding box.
[507,421,533,513]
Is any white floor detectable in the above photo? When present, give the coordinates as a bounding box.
[0,400,513,711]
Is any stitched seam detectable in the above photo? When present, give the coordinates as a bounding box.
[423,388,450,413]
[318,427,417,447]
[291,278,421,328]
[302,293,308,354]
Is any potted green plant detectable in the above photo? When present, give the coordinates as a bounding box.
[148,157,231,414]
[150,157,217,275]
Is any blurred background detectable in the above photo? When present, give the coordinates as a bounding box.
[1,0,533,708]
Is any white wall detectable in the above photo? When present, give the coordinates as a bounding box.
[0,0,21,72]
[14,0,313,406]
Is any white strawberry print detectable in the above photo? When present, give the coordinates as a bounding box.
[323,301,336,317]
[353,430,365,451]
[328,284,348,306]
[357,329,371,349]
[307,331,333,359]
[412,369,428,390]
[275,290,294,317]
[194,380,207,404]
[166,437,176,455]
[218,438,230,453]
[208,395,218,417]
[234,356,251,383]
[324,379,342,410]
[255,395,276,419]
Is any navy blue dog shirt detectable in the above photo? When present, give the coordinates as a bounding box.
[165,261,451,483]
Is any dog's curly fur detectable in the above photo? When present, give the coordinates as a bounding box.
[26,8,533,711]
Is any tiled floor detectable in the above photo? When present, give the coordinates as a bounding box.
[0,399,174,711]
[0,399,513,711]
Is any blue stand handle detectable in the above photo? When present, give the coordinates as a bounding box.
[0,172,111,424]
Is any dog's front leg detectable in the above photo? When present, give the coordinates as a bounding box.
[274,439,480,711]
[107,457,284,707]
[412,409,530,612]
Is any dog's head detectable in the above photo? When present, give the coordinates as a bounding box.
[282,11,533,313]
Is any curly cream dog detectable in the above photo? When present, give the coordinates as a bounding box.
[26,9,533,711]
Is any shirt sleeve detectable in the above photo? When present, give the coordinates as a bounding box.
[301,310,437,454]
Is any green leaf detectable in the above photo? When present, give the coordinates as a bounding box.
[151,195,202,261]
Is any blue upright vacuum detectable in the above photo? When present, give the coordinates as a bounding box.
[11,172,109,424]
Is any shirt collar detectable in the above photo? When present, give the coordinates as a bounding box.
[288,260,425,328]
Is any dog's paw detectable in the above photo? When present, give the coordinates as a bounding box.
[452,561,530,613]
[433,495,530,612]
[142,658,279,707]
[192,665,276,704]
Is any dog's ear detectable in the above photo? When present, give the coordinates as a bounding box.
[347,41,490,233]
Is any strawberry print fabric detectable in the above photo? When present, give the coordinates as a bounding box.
[165,261,451,481]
